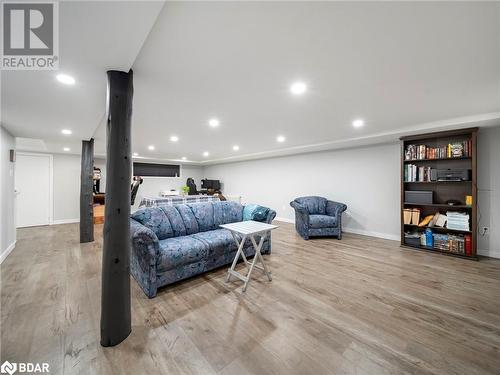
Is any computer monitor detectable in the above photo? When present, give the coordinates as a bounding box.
[201,179,221,190]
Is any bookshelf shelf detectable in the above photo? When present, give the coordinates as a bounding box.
[400,128,478,259]
[401,244,478,260]
[403,157,471,163]
[404,180,471,184]
[403,224,471,235]
[403,202,472,209]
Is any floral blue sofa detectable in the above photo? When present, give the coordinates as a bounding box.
[130,201,276,298]
[290,196,347,240]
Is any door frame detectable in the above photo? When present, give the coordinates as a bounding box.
[15,152,54,227]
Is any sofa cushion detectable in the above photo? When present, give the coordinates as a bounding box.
[188,202,215,232]
[220,201,243,224]
[160,206,186,237]
[213,201,224,228]
[131,207,173,240]
[175,205,199,235]
[192,229,238,257]
[309,214,337,229]
[157,236,208,272]
[295,196,327,215]
[243,204,258,221]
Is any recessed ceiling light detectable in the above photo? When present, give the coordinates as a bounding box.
[232,145,240,151]
[170,135,179,142]
[203,151,209,157]
[61,129,72,135]
[277,135,286,143]
[148,145,155,150]
[133,152,139,157]
[63,147,70,152]
[56,74,75,85]
[352,119,364,128]
[290,81,307,95]
[181,156,187,160]
[208,118,220,127]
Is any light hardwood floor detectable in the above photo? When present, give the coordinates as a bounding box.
[1,222,500,375]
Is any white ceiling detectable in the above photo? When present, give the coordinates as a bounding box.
[1,1,164,153]
[3,1,500,165]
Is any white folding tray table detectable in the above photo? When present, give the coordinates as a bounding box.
[220,220,277,292]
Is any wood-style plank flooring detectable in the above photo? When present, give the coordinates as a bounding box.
[1,223,500,375]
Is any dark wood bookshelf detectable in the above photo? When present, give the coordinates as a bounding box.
[400,128,478,260]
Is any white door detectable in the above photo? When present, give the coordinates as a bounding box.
[15,153,52,227]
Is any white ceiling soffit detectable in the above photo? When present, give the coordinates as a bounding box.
[1,1,165,151]
[107,1,498,165]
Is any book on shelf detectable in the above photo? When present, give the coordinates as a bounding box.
[404,140,472,160]
[433,233,466,254]
[404,164,432,182]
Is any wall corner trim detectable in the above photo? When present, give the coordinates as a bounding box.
[52,218,80,225]
[0,241,16,264]
[478,248,500,259]
[274,217,294,224]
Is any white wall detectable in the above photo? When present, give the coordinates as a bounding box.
[477,126,500,258]
[94,158,204,210]
[8,127,498,258]
[132,165,204,210]
[205,126,500,257]
[52,153,81,223]
[204,142,401,240]
[1,126,16,262]
[13,153,204,223]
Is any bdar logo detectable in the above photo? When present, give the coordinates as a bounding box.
[0,361,17,375]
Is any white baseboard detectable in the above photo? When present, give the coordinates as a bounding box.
[273,217,399,241]
[51,218,79,225]
[0,241,16,264]
[343,228,400,241]
[478,248,500,259]
[274,217,294,224]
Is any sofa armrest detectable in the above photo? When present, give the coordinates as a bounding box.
[326,200,347,217]
[290,201,309,215]
[265,209,277,224]
[130,219,160,297]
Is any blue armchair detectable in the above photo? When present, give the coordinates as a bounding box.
[290,196,347,240]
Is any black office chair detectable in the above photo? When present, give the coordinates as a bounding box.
[131,176,143,205]
[186,178,198,195]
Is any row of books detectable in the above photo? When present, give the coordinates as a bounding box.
[404,141,472,160]
[432,233,471,255]
[404,164,432,182]
[405,231,472,256]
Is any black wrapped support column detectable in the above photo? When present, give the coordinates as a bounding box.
[80,139,94,243]
[100,70,133,347]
